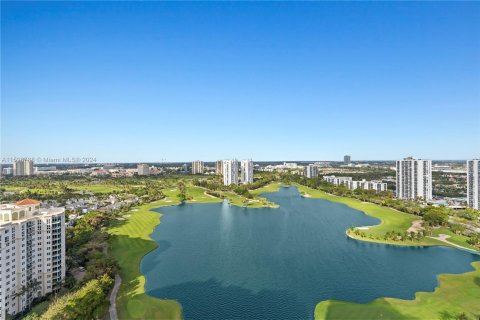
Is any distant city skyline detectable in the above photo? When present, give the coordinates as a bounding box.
[1,2,479,162]
[1,157,479,165]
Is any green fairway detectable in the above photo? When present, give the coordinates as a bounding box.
[108,198,182,320]
[250,182,282,195]
[70,184,122,193]
[431,227,477,250]
[3,183,122,194]
[186,186,222,203]
[315,261,480,320]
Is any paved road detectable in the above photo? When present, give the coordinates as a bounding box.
[109,274,122,320]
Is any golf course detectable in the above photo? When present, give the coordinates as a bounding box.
[108,183,479,319]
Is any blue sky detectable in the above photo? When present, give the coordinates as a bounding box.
[2,2,479,162]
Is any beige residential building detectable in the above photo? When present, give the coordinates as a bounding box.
[240,159,253,184]
[137,164,150,176]
[13,160,34,176]
[0,199,66,318]
[304,164,319,178]
[192,161,204,174]
[216,160,224,176]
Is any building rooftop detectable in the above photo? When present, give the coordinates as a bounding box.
[0,200,64,225]
[15,198,41,205]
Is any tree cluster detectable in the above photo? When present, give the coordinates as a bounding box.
[25,274,113,320]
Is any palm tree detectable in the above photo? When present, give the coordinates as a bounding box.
[14,278,42,311]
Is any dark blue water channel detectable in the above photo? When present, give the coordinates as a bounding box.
[142,186,479,319]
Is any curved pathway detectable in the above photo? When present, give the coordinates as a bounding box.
[109,274,122,320]
[427,234,479,254]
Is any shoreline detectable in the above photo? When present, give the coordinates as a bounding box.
[292,183,479,252]
[110,183,479,320]
[284,183,480,319]
[345,229,480,254]
[315,260,480,319]
[108,199,183,319]
[108,185,279,319]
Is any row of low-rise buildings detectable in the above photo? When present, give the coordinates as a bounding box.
[323,156,478,208]
[0,199,66,318]
[323,176,388,193]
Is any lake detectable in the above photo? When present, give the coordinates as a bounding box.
[142,186,479,319]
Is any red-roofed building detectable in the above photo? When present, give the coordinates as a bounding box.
[15,198,41,206]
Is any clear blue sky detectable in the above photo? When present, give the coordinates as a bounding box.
[2,2,479,162]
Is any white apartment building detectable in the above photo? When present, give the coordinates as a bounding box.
[396,157,432,201]
[304,164,319,178]
[323,176,387,193]
[240,160,254,184]
[0,199,66,319]
[323,175,352,185]
[346,180,388,192]
[13,160,34,176]
[192,161,204,175]
[467,159,479,210]
[223,160,238,186]
[137,164,150,176]
[368,181,388,193]
[34,166,57,174]
[215,160,224,176]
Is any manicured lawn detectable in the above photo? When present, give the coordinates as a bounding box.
[250,182,282,196]
[108,198,182,320]
[71,184,122,193]
[315,261,480,320]
[217,190,278,208]
[431,228,478,250]
[4,183,122,194]
[3,186,60,194]
[186,186,222,203]
[3,186,27,192]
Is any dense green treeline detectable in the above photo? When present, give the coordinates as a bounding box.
[24,275,113,320]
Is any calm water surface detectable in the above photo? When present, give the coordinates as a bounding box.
[142,186,479,319]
